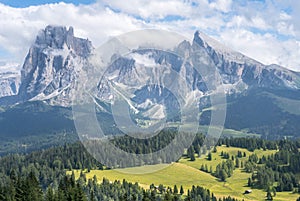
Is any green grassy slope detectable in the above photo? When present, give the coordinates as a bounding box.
[69,146,299,201]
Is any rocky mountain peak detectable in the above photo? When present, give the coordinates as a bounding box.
[193,31,205,48]
[191,31,300,91]
[1,26,299,107]
[35,25,92,57]
[18,25,93,104]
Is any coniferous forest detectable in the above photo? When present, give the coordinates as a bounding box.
[0,133,299,200]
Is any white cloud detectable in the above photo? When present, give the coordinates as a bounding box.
[100,0,193,20]
[277,21,295,36]
[209,0,232,13]
[218,29,300,71]
[0,0,300,71]
[0,2,145,64]
[280,12,292,21]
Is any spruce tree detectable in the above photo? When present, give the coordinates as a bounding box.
[180,185,184,195]
[188,146,196,161]
[207,152,212,161]
[25,171,43,201]
[220,170,228,181]
[235,157,240,168]
[173,185,178,194]
[76,183,87,201]
[45,187,55,201]
[248,178,252,187]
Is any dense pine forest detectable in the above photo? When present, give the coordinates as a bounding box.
[0,133,299,200]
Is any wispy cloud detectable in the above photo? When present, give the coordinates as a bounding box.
[0,0,299,71]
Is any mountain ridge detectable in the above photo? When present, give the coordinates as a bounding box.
[1,26,299,104]
[1,25,300,139]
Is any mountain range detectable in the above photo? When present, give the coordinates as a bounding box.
[1,25,300,145]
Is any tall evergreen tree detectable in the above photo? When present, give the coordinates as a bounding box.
[207,152,212,161]
[45,187,55,201]
[220,170,228,182]
[180,185,184,195]
[173,185,178,194]
[25,171,43,201]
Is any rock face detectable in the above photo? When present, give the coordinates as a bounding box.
[18,25,93,106]
[1,26,300,138]
[95,31,300,108]
[0,72,20,97]
[2,25,300,108]
[193,31,300,92]
[97,31,300,102]
[7,26,299,107]
[0,63,20,98]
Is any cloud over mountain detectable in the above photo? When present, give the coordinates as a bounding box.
[0,1,299,70]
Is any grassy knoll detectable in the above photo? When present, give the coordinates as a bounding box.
[69,146,299,201]
[179,145,277,171]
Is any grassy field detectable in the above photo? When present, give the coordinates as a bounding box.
[179,145,277,171]
[69,146,299,201]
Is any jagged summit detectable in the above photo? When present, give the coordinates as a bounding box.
[18,25,93,104]
[35,25,92,57]
[35,25,73,49]
[191,30,300,90]
[0,25,299,107]
[193,31,260,65]
[0,26,300,138]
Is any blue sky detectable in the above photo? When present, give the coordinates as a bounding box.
[0,0,95,7]
[0,0,299,71]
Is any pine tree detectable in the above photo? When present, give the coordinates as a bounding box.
[7,181,16,201]
[207,152,212,161]
[15,176,24,201]
[45,187,55,201]
[90,190,97,201]
[173,185,178,194]
[158,184,164,193]
[180,185,184,195]
[237,150,242,158]
[248,178,252,187]
[25,171,43,201]
[76,183,87,201]
[188,146,196,161]
[235,157,240,168]
[220,170,228,181]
